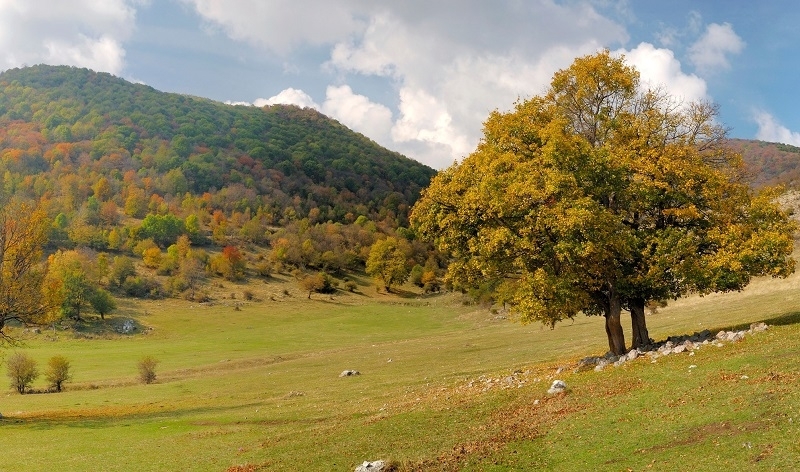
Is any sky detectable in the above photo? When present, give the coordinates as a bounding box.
[1,1,799,170]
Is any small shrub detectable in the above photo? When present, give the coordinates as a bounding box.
[255,261,272,277]
[138,356,159,384]
[123,276,163,298]
[243,290,254,301]
[7,352,39,394]
[344,280,358,292]
[45,355,72,392]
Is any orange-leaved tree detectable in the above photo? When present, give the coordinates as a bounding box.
[0,198,53,344]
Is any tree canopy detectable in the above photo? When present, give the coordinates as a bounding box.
[411,51,795,355]
[0,198,52,343]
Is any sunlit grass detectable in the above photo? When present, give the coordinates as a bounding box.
[1,267,799,471]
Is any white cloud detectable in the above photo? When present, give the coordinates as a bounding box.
[254,88,319,109]
[321,85,393,147]
[618,42,708,103]
[321,2,627,167]
[180,1,643,168]
[688,22,745,74]
[754,111,800,146]
[180,0,363,55]
[0,0,137,74]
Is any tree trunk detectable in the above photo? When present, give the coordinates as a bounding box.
[630,297,650,350]
[604,287,626,356]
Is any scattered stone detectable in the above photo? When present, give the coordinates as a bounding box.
[355,460,386,472]
[750,322,768,333]
[573,324,768,372]
[120,319,136,334]
[547,379,567,394]
[340,370,361,377]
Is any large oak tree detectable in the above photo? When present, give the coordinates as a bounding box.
[411,51,795,355]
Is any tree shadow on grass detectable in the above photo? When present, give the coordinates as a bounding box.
[723,311,800,332]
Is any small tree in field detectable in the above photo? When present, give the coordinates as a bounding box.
[7,352,39,394]
[45,355,71,392]
[138,356,159,384]
[365,237,410,292]
[298,272,336,298]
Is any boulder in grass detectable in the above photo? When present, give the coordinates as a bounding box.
[340,370,361,377]
[547,379,567,394]
[355,460,385,471]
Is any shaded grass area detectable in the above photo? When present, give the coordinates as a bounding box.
[1,269,800,471]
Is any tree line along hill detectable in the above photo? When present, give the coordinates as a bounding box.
[0,64,797,320]
[0,64,441,317]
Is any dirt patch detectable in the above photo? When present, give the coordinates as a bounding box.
[641,420,770,453]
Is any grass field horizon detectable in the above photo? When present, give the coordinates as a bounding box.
[1,266,799,471]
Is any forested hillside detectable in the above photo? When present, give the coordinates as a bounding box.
[0,65,440,315]
[0,65,435,224]
[728,138,800,188]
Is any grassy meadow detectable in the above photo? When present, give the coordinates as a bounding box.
[1,268,799,471]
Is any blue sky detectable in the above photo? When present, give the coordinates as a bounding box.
[1,1,799,169]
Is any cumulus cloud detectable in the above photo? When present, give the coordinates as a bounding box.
[618,43,708,103]
[688,22,745,74]
[754,111,800,146]
[181,1,631,167]
[320,2,627,167]
[180,0,363,55]
[0,0,137,74]
[321,85,393,146]
[254,88,319,109]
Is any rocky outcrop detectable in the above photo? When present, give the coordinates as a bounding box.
[576,322,770,372]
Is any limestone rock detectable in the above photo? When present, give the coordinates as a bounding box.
[340,370,361,377]
[547,379,567,394]
[120,319,136,334]
[355,460,386,472]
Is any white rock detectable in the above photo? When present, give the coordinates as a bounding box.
[355,460,386,472]
[547,380,567,394]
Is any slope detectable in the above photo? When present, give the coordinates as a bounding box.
[0,64,435,224]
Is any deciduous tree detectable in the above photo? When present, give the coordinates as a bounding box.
[412,51,795,355]
[6,351,39,394]
[366,237,410,292]
[0,199,52,343]
[45,355,72,392]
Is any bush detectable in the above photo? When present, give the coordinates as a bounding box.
[6,352,39,394]
[138,356,159,384]
[45,355,71,392]
[123,276,163,298]
[344,280,358,292]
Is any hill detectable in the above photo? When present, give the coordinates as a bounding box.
[0,65,435,225]
[728,138,800,189]
[0,65,442,305]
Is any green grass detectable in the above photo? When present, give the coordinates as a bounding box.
[1,272,800,471]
